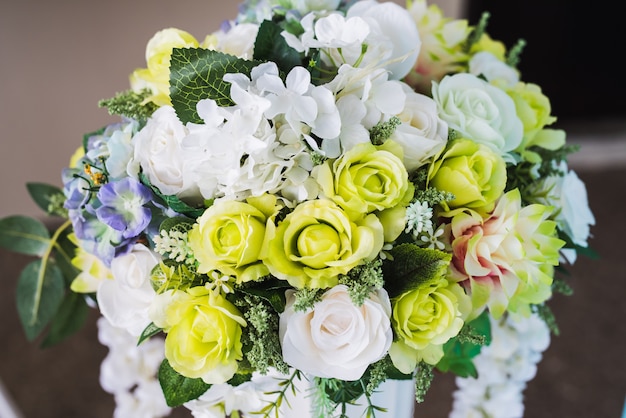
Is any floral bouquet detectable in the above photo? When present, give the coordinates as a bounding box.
[0,0,596,417]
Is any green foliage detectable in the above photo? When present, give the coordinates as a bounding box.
[382,243,451,299]
[506,38,527,68]
[464,11,490,53]
[414,362,434,403]
[16,259,65,341]
[338,259,384,306]
[369,116,401,146]
[26,183,67,217]
[139,172,206,218]
[255,369,302,417]
[138,322,163,346]
[533,303,560,336]
[169,48,262,124]
[98,89,158,122]
[41,291,90,348]
[158,359,211,407]
[254,20,303,74]
[0,215,51,256]
[436,311,492,378]
[291,287,322,312]
[237,277,290,313]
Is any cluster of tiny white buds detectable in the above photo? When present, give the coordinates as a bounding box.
[405,200,433,237]
[153,229,194,264]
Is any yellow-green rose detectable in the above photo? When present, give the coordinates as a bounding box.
[262,199,384,289]
[388,279,470,373]
[158,287,246,384]
[314,142,414,218]
[508,82,566,163]
[130,28,200,107]
[188,195,276,283]
[428,137,506,214]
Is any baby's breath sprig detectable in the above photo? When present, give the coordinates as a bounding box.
[338,259,384,306]
[98,88,158,123]
[153,228,195,265]
[292,287,323,312]
[414,361,434,404]
[369,116,401,145]
[364,357,393,395]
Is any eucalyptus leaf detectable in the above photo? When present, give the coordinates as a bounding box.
[16,260,65,341]
[0,215,50,256]
[41,291,90,348]
[158,359,211,407]
[383,243,452,299]
[169,48,262,124]
[26,183,65,214]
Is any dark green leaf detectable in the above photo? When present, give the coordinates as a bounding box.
[138,322,162,346]
[16,260,65,341]
[41,291,90,347]
[54,226,80,287]
[383,243,451,299]
[139,172,205,218]
[253,20,303,73]
[0,215,50,256]
[237,278,289,313]
[158,359,211,407]
[436,311,492,378]
[26,183,65,214]
[169,48,262,124]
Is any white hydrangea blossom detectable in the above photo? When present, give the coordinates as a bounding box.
[449,312,550,418]
[97,317,171,418]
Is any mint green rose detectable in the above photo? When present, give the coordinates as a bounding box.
[262,199,384,289]
[428,137,507,214]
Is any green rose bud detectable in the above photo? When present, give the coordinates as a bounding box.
[428,137,507,214]
[188,195,277,283]
[314,142,414,218]
[160,287,246,384]
[262,199,384,289]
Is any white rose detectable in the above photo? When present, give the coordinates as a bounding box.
[130,105,199,199]
[211,23,259,59]
[469,51,520,88]
[347,0,421,80]
[432,73,523,160]
[390,84,448,172]
[279,285,392,381]
[97,244,160,336]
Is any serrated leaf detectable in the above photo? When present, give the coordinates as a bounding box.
[139,172,205,218]
[237,278,289,313]
[158,359,211,407]
[16,260,65,341]
[159,216,196,233]
[169,48,262,124]
[0,215,50,256]
[383,243,452,299]
[253,20,303,74]
[26,183,65,214]
[41,291,90,348]
[138,322,162,346]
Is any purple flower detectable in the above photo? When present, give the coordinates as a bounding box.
[95,177,153,239]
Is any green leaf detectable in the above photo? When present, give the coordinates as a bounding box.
[138,322,162,346]
[238,278,290,313]
[0,215,50,256]
[436,311,492,378]
[41,291,90,348]
[158,359,211,407]
[253,20,303,73]
[383,243,452,299]
[169,48,262,124]
[139,172,205,218]
[26,183,65,214]
[159,216,196,233]
[16,260,65,341]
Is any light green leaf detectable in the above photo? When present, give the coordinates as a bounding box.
[0,215,50,256]
[16,260,65,341]
[41,291,90,348]
[158,359,211,407]
[383,243,452,299]
[169,48,262,124]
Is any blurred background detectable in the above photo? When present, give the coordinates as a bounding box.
[1,0,624,417]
